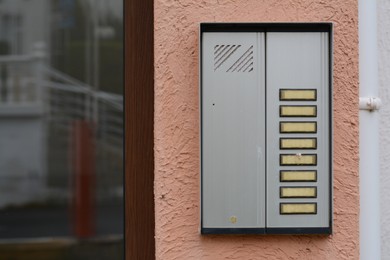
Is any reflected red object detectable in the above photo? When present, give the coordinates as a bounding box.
[71,120,96,239]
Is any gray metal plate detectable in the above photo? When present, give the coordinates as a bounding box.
[202,32,266,228]
[266,32,330,228]
[201,29,331,231]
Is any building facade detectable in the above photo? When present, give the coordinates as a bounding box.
[153,0,359,259]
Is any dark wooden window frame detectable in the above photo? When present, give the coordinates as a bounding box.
[125,0,155,259]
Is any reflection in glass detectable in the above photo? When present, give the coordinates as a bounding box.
[0,0,123,259]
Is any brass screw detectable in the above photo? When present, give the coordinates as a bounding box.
[230,216,237,224]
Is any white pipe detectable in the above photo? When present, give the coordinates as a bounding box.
[359,97,382,111]
[359,0,381,259]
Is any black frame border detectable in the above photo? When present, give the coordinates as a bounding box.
[200,22,333,236]
[202,227,331,235]
[202,228,266,235]
[201,23,332,33]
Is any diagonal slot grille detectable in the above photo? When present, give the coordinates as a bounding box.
[213,45,254,73]
[226,45,254,73]
[214,45,241,71]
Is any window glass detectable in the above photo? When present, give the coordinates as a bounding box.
[0,0,123,259]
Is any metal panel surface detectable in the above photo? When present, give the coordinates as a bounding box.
[266,32,330,228]
[202,32,265,228]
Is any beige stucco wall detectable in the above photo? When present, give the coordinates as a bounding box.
[154,0,359,259]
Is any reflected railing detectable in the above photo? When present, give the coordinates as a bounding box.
[44,67,123,203]
[0,46,123,238]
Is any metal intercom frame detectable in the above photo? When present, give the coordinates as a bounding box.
[200,23,333,235]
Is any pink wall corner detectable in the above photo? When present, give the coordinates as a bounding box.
[154,0,359,259]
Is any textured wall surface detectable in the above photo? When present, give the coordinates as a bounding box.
[378,1,390,259]
[154,1,359,259]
